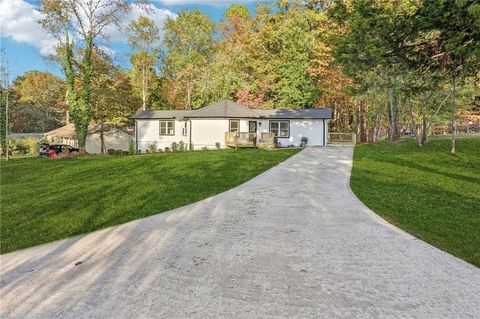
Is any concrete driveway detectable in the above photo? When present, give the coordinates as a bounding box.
[1,146,479,318]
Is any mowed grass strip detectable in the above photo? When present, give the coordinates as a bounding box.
[351,137,480,267]
[0,149,300,253]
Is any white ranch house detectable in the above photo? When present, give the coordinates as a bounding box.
[132,100,332,152]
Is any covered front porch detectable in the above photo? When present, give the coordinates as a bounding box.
[225,132,275,149]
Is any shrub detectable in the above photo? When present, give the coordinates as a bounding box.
[189,143,194,151]
[171,142,178,152]
[178,141,185,152]
[123,151,129,155]
[129,139,135,155]
[215,142,221,150]
[14,141,29,154]
[147,142,157,153]
[201,146,208,151]
[107,149,115,155]
[18,138,40,155]
[300,137,308,147]
[164,147,170,152]
[115,150,123,155]
[6,139,17,155]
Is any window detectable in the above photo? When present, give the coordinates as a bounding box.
[229,120,240,132]
[159,120,175,135]
[182,121,188,136]
[270,120,289,137]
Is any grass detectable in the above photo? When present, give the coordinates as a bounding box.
[0,148,300,254]
[351,137,480,267]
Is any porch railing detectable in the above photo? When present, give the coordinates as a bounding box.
[225,132,275,149]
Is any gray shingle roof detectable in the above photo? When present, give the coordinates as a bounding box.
[132,100,332,120]
[187,100,260,118]
[131,110,193,119]
[255,108,332,119]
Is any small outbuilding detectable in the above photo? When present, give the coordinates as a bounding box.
[45,124,134,154]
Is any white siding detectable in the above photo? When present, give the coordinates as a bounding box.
[264,119,326,147]
[190,119,229,149]
[85,129,133,154]
[136,119,189,151]
[136,117,328,151]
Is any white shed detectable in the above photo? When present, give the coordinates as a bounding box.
[45,124,134,154]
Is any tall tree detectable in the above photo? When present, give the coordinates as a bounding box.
[244,3,321,109]
[90,51,140,153]
[127,15,160,111]
[161,10,215,109]
[13,71,65,132]
[413,0,480,153]
[331,0,418,142]
[40,0,129,150]
[0,52,9,159]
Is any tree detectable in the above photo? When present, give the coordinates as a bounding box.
[0,53,11,160]
[13,71,65,132]
[127,16,160,111]
[77,48,139,154]
[161,10,216,109]
[331,0,419,142]
[412,0,480,153]
[40,0,129,150]
[0,83,9,160]
[244,3,321,109]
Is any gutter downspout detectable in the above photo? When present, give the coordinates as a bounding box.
[188,119,192,151]
[135,120,138,154]
[323,119,326,146]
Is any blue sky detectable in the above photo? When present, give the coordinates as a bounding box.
[0,0,260,81]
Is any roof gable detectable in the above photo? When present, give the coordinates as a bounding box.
[187,100,260,118]
[131,100,332,120]
[255,108,332,119]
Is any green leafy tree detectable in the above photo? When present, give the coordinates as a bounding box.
[40,0,129,150]
[13,71,65,132]
[244,3,320,109]
[127,16,160,111]
[412,0,480,153]
[161,10,216,109]
[331,0,419,142]
[89,50,140,153]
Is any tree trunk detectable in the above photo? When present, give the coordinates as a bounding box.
[388,88,399,142]
[142,63,147,111]
[77,37,94,151]
[359,100,367,143]
[451,74,457,154]
[373,110,381,142]
[187,82,192,110]
[354,99,360,140]
[421,108,428,145]
[100,120,105,154]
[407,98,420,144]
[5,84,9,161]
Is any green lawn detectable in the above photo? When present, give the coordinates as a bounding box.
[351,138,480,267]
[0,149,300,253]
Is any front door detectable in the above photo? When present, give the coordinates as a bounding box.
[248,121,257,133]
[249,121,257,146]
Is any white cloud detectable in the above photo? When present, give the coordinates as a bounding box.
[0,0,176,55]
[0,0,57,55]
[105,3,177,44]
[156,0,256,7]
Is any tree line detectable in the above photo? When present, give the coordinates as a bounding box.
[1,0,479,154]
